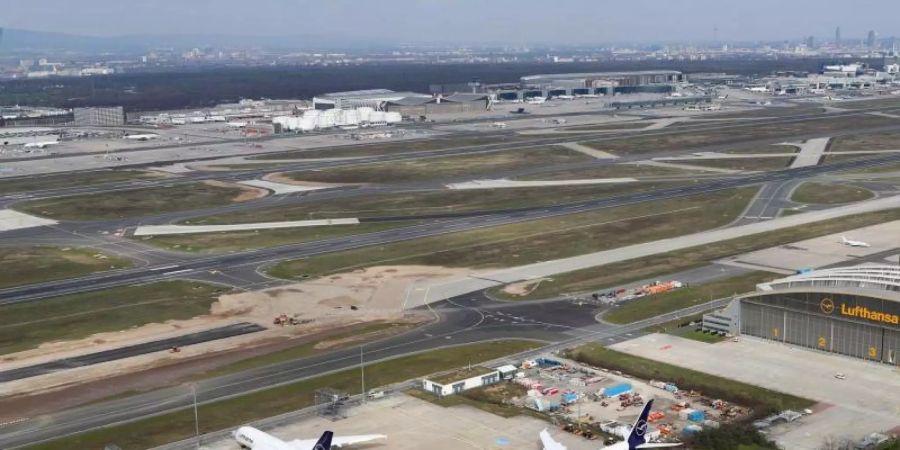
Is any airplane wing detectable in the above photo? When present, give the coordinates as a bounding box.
[539,428,567,450]
[290,434,385,449]
[636,443,682,448]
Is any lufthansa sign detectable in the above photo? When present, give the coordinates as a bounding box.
[819,297,900,326]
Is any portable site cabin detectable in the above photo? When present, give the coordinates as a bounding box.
[422,366,500,396]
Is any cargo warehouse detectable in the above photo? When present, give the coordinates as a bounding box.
[704,265,900,365]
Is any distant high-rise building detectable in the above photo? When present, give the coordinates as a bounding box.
[836,26,842,48]
[806,36,815,49]
[867,30,878,48]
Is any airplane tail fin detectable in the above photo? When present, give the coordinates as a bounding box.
[842,236,848,243]
[314,431,334,450]
[627,399,653,448]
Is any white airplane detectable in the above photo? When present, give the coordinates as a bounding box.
[555,95,575,100]
[124,134,159,141]
[234,425,385,450]
[23,141,59,149]
[490,122,508,128]
[841,236,870,248]
[228,121,250,128]
[526,97,547,105]
[540,400,680,450]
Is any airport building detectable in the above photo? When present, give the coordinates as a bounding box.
[73,107,125,126]
[704,265,900,365]
[313,89,431,110]
[488,70,686,101]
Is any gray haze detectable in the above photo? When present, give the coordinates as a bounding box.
[1,0,898,44]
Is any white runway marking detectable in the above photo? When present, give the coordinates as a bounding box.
[133,218,360,236]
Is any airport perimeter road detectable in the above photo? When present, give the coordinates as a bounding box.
[5,104,900,203]
[0,294,731,449]
[3,151,900,306]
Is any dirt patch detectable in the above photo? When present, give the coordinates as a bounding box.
[502,278,552,297]
[0,265,468,398]
[202,179,268,202]
[263,172,362,188]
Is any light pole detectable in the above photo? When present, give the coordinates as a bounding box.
[360,345,366,401]
[191,383,200,449]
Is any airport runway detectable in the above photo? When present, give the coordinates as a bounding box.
[3,151,900,306]
[0,322,266,383]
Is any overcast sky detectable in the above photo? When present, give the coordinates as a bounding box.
[1,0,898,44]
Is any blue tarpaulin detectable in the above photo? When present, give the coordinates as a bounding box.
[602,383,633,397]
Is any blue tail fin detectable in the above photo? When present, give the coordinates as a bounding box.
[314,431,334,450]
[627,399,653,449]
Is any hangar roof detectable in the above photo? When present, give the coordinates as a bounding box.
[758,265,900,294]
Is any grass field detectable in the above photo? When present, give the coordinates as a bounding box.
[268,188,756,280]
[680,157,793,171]
[0,170,158,194]
[565,344,813,413]
[252,136,519,160]
[516,163,698,180]
[843,161,900,174]
[495,207,900,301]
[181,183,683,225]
[137,222,410,253]
[601,272,776,324]
[723,144,799,155]
[198,322,418,378]
[829,131,900,151]
[0,281,229,355]
[560,122,649,131]
[279,146,591,183]
[676,328,728,344]
[16,182,259,220]
[790,182,874,204]
[0,246,131,290]
[581,114,899,156]
[27,340,542,450]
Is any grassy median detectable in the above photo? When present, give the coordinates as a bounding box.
[565,344,813,413]
[0,281,229,355]
[601,272,775,324]
[279,146,591,183]
[252,136,519,160]
[26,340,542,450]
[791,182,874,204]
[137,221,411,253]
[268,187,757,280]
[16,182,260,220]
[181,182,684,225]
[0,246,131,290]
[0,170,159,195]
[496,207,900,301]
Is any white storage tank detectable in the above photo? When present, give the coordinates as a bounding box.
[356,107,374,122]
[385,112,402,124]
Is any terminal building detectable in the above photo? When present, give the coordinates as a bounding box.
[704,265,900,365]
[73,107,125,126]
[490,70,686,101]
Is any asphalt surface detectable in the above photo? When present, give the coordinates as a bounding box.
[0,322,266,383]
[3,151,900,306]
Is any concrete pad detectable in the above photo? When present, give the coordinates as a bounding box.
[148,163,194,174]
[634,160,743,174]
[557,142,618,159]
[201,394,597,450]
[717,219,900,272]
[610,334,900,449]
[446,178,637,190]
[133,218,360,236]
[237,179,328,195]
[0,210,58,231]
[786,137,830,169]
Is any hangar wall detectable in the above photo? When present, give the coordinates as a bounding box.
[740,291,900,365]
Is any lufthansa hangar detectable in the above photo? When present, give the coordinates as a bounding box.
[711,265,900,365]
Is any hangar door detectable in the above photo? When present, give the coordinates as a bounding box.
[831,319,883,361]
[784,310,831,351]
[740,302,785,341]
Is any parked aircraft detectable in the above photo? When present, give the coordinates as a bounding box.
[234,425,385,450]
[22,141,59,149]
[841,236,870,248]
[123,134,159,141]
[539,400,680,450]
[526,97,547,105]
